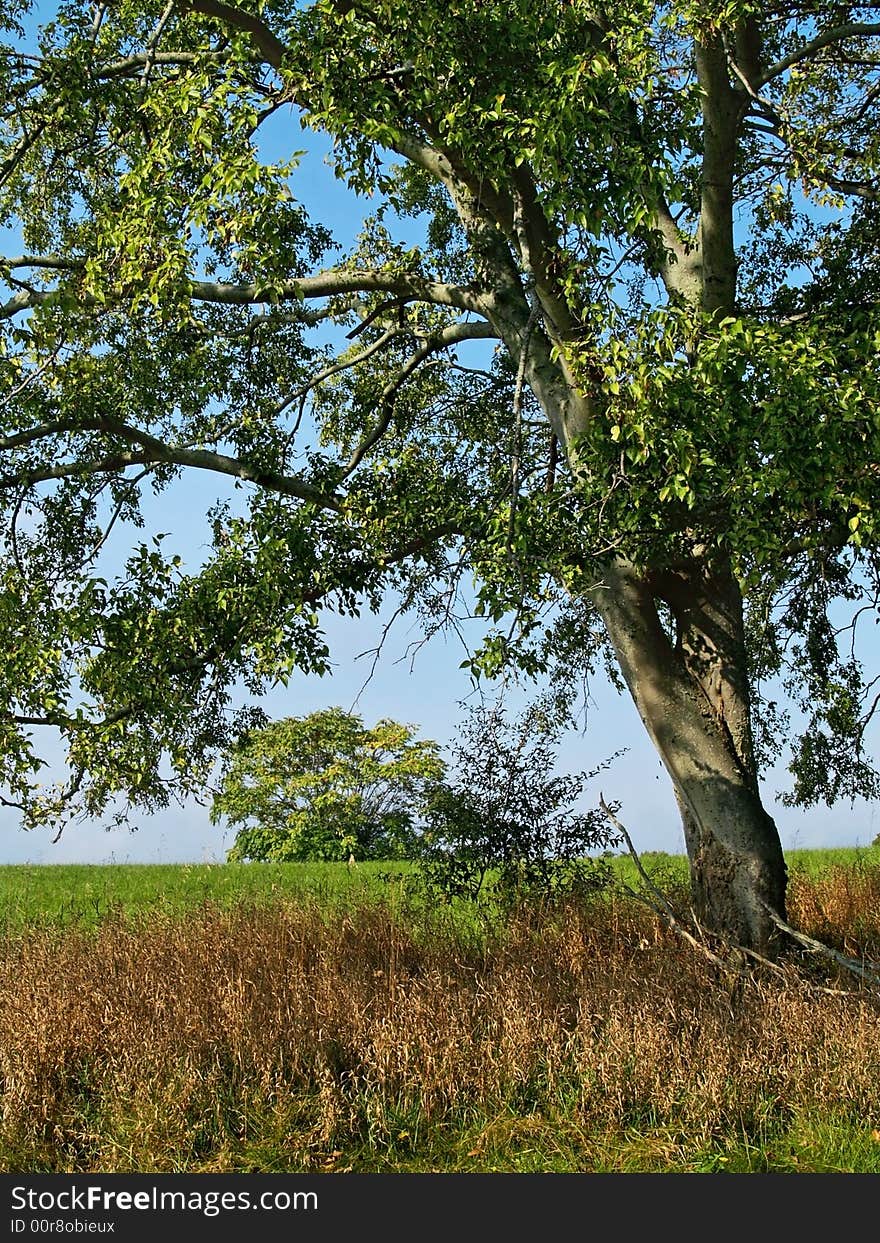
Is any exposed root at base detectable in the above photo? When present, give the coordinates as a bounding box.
[761,903,880,990]
[599,795,880,998]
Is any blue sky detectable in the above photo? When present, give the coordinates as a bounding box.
[2,95,879,863]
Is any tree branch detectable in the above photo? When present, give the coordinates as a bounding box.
[277,325,406,424]
[763,903,880,989]
[97,49,226,78]
[0,254,83,272]
[342,320,497,476]
[509,162,583,341]
[649,195,698,296]
[388,126,516,236]
[757,22,880,89]
[182,0,288,69]
[1,421,341,510]
[0,268,488,322]
[695,39,738,316]
[191,270,487,314]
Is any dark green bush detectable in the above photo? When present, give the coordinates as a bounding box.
[417,704,621,907]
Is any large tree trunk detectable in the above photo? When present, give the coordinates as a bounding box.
[592,555,787,954]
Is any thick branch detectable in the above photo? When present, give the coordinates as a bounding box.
[757,22,880,89]
[695,40,738,316]
[182,0,288,69]
[0,416,87,451]
[510,162,582,341]
[97,49,226,78]
[1,420,341,510]
[389,126,516,238]
[0,254,82,272]
[650,195,699,301]
[191,271,486,314]
[0,268,488,322]
[818,172,879,201]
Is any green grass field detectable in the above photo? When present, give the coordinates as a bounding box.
[0,859,414,929]
[2,847,878,929]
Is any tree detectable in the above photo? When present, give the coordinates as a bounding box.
[1,1,879,951]
[418,703,621,904]
[210,707,445,861]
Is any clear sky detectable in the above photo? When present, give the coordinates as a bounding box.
[1,96,878,864]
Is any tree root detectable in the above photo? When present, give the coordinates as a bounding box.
[599,797,880,998]
[761,902,880,990]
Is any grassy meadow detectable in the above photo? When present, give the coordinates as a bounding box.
[0,859,413,931]
[2,848,880,1173]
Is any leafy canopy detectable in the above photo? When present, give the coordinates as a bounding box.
[211,708,445,861]
[0,1,879,831]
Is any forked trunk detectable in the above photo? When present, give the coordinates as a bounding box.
[592,556,787,954]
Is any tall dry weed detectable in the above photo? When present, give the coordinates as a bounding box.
[1,878,879,1171]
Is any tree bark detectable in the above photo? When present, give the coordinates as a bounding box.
[591,556,787,954]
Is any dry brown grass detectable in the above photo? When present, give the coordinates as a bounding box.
[2,875,880,1172]
[788,859,880,958]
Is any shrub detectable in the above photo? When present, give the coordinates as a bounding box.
[417,704,622,907]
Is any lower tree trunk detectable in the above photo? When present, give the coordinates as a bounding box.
[674,782,786,951]
[592,555,787,954]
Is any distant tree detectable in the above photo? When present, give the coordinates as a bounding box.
[211,708,445,862]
